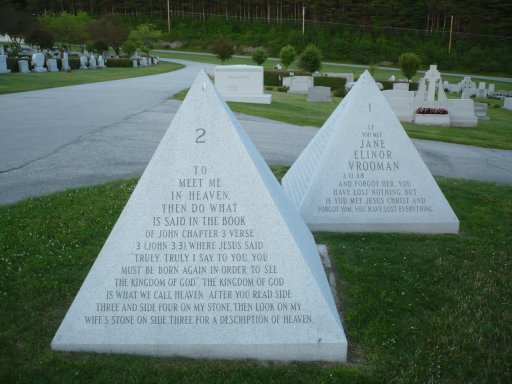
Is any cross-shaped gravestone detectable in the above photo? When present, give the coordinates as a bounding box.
[424,65,441,101]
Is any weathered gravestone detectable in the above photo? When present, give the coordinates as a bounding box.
[80,55,88,69]
[307,86,332,103]
[98,55,106,68]
[504,97,512,111]
[132,59,138,67]
[32,53,47,72]
[61,52,70,71]
[0,54,10,74]
[46,58,58,72]
[89,54,97,69]
[51,70,348,362]
[282,70,459,234]
[214,65,271,104]
[287,76,314,93]
[18,60,29,73]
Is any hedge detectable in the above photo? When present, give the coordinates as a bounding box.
[106,58,133,67]
[314,76,346,90]
[263,69,308,86]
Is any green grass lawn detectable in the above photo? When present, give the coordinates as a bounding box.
[0,170,510,382]
[173,89,512,151]
[0,62,184,95]
[154,49,512,91]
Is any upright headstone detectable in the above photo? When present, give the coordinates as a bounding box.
[46,58,58,72]
[132,59,138,68]
[214,65,271,104]
[424,65,441,101]
[282,70,459,234]
[0,54,10,74]
[32,53,47,72]
[62,52,70,71]
[476,82,487,98]
[98,55,106,68]
[18,60,29,73]
[80,55,88,69]
[288,76,314,93]
[504,97,512,111]
[51,70,348,362]
[488,83,495,96]
[415,78,426,101]
[307,86,332,103]
[393,83,409,91]
[0,45,4,55]
[89,54,97,69]
[141,57,148,66]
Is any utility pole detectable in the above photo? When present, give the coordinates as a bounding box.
[302,6,305,35]
[448,15,454,54]
[167,0,170,34]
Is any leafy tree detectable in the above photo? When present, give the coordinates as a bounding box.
[398,52,421,81]
[212,35,235,65]
[25,26,55,50]
[121,40,136,56]
[298,44,322,74]
[251,47,267,66]
[38,11,92,49]
[211,35,234,64]
[127,23,162,57]
[88,15,129,55]
[279,45,296,69]
[0,4,34,51]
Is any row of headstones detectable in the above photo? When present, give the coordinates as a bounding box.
[443,77,505,99]
[132,56,159,67]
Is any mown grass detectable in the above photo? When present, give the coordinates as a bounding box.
[154,49,512,91]
[173,89,512,150]
[0,62,184,95]
[0,170,511,383]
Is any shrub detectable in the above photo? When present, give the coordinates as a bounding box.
[277,86,288,92]
[332,88,346,97]
[314,76,346,90]
[121,40,136,56]
[211,35,234,64]
[106,58,132,67]
[6,57,20,72]
[68,57,81,70]
[298,44,322,74]
[252,47,267,66]
[279,45,296,69]
[398,52,421,81]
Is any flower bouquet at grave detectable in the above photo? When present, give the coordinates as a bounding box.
[415,107,448,115]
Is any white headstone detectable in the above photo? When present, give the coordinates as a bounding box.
[214,65,271,104]
[388,75,396,81]
[0,45,4,55]
[307,86,332,103]
[437,81,448,101]
[282,70,459,234]
[98,55,106,68]
[142,57,148,66]
[488,83,495,96]
[393,83,409,91]
[46,58,58,72]
[424,65,441,101]
[80,55,88,69]
[132,59,138,67]
[415,78,426,101]
[18,60,29,73]
[461,88,471,100]
[89,54,97,69]
[504,97,512,111]
[51,70,348,362]
[61,52,70,71]
[288,76,314,93]
[0,54,10,74]
[32,53,47,72]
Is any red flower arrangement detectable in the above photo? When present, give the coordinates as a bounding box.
[415,107,448,114]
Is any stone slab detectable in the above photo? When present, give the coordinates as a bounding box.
[282,70,459,234]
[51,70,347,362]
[215,65,271,104]
[288,76,314,94]
[307,86,332,103]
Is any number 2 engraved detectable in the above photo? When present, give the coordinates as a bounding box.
[196,128,206,143]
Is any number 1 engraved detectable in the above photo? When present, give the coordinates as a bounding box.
[369,102,372,112]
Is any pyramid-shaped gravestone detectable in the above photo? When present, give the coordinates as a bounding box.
[282,71,459,234]
[52,70,347,362]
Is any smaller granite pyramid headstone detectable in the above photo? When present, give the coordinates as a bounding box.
[52,70,347,362]
[282,70,459,234]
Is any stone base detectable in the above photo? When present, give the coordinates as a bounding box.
[32,68,47,73]
[222,93,272,104]
[0,70,11,74]
[414,114,451,127]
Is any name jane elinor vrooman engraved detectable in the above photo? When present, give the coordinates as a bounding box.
[282,70,459,233]
[51,70,348,362]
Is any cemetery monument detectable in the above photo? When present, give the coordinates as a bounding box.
[52,70,347,362]
[214,65,271,104]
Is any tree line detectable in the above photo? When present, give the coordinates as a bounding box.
[5,0,511,37]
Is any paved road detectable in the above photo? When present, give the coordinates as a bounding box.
[0,59,511,205]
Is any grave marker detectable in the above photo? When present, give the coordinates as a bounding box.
[214,65,271,104]
[0,54,10,74]
[282,70,459,234]
[52,70,347,362]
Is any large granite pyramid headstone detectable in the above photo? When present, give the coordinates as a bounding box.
[52,70,347,362]
[282,70,459,234]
